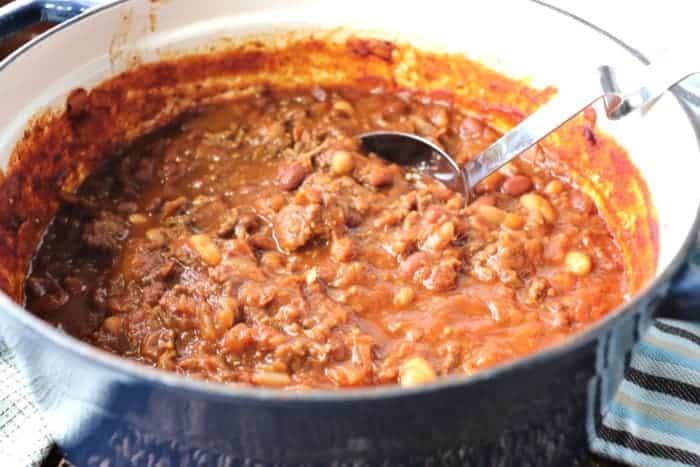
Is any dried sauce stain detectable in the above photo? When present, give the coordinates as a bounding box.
[109,8,134,71]
[147,0,162,33]
[0,36,657,389]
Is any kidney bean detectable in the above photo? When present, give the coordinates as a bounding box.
[277,162,308,191]
[502,175,533,196]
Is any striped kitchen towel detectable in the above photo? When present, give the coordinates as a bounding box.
[589,319,700,467]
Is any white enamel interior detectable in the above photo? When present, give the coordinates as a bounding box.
[0,0,698,286]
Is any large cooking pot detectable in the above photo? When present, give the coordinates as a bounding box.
[1,1,699,465]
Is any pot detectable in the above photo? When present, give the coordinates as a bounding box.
[0,1,699,465]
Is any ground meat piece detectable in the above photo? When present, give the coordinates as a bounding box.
[66,87,89,120]
[191,199,228,231]
[142,281,166,306]
[423,261,458,291]
[216,209,239,238]
[399,251,429,279]
[116,201,139,214]
[367,164,394,188]
[238,281,277,308]
[273,203,321,252]
[221,323,254,354]
[331,237,354,262]
[161,196,188,218]
[347,38,395,62]
[235,213,259,238]
[63,276,87,294]
[25,276,69,313]
[459,116,486,139]
[82,211,129,252]
[249,234,276,250]
[526,277,550,305]
[211,256,266,284]
[570,191,595,214]
[125,245,166,281]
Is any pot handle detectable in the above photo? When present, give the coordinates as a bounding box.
[0,0,98,41]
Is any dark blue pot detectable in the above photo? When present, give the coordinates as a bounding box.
[1,2,699,466]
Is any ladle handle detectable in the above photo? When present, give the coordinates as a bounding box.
[464,58,700,188]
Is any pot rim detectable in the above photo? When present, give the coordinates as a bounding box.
[1,0,699,403]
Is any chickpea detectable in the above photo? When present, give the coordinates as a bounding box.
[544,180,564,196]
[128,213,148,224]
[331,150,354,176]
[565,251,593,276]
[394,287,415,306]
[520,193,557,223]
[102,316,122,334]
[399,356,437,387]
[189,234,221,266]
[145,228,166,246]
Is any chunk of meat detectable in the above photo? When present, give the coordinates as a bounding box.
[25,276,69,314]
[526,277,550,305]
[331,237,355,262]
[273,203,321,251]
[423,261,458,291]
[143,281,166,306]
[367,164,394,188]
[399,251,429,279]
[82,211,129,252]
[347,38,395,62]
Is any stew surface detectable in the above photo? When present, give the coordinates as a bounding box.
[25,86,625,389]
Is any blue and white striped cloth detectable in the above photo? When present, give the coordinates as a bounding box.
[589,319,700,466]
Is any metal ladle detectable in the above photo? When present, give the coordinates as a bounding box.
[360,58,698,203]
